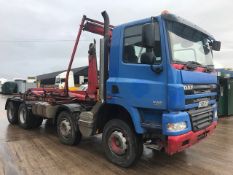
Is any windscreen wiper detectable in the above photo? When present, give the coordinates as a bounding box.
[205,65,214,72]
[185,61,202,70]
[173,60,201,66]
[172,60,213,72]
[186,62,214,72]
[186,61,202,66]
[172,60,198,70]
[172,60,186,65]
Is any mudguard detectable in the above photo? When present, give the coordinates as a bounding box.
[57,103,82,113]
[5,97,23,110]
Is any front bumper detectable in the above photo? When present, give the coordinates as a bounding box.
[165,121,217,155]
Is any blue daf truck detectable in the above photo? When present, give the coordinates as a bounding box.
[5,11,221,167]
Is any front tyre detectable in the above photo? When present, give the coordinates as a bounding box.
[57,111,82,145]
[102,119,143,167]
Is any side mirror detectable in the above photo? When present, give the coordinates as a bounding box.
[211,41,221,51]
[142,23,156,48]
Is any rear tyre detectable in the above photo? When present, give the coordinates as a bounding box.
[57,111,82,145]
[6,101,18,124]
[102,119,143,167]
[18,103,35,129]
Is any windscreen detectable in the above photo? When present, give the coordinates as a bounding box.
[166,20,213,66]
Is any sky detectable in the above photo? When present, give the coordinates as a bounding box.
[0,0,232,79]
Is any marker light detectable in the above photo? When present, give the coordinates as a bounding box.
[161,10,170,15]
[167,122,187,132]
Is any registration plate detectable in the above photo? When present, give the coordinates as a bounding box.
[197,132,207,140]
[198,100,209,108]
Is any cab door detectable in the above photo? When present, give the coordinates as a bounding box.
[110,19,168,110]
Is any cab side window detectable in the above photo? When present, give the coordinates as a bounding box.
[123,22,161,64]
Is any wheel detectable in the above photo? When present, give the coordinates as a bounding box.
[6,101,18,124]
[57,111,82,145]
[102,119,143,167]
[18,103,35,129]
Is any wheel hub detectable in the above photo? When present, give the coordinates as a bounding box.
[108,131,128,156]
[60,119,71,137]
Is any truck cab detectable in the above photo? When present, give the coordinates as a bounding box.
[105,12,219,155]
[55,71,75,90]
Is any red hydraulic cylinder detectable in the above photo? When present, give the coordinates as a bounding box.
[84,22,112,36]
[87,40,98,100]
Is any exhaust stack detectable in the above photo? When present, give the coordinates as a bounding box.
[101,11,110,101]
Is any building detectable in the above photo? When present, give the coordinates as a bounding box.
[0,78,7,93]
[37,66,88,87]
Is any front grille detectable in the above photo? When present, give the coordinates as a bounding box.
[185,96,215,105]
[185,84,217,95]
[184,84,217,107]
[188,106,213,131]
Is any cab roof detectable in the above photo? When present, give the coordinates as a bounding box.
[115,12,215,40]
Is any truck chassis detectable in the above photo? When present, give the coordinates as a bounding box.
[5,11,144,167]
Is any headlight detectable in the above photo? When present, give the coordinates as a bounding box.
[167,122,187,132]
